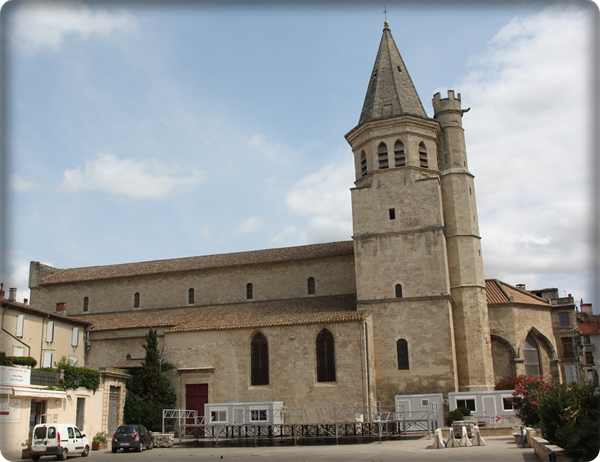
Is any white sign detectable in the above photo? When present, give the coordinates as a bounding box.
[489,415,502,425]
[0,397,22,424]
[0,366,31,386]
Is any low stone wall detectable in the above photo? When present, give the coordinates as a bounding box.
[523,427,569,462]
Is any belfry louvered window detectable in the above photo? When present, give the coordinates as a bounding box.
[308,277,316,295]
[188,288,195,304]
[419,142,428,168]
[397,339,409,370]
[316,328,336,382]
[360,151,367,176]
[251,332,269,386]
[378,142,389,169]
[394,140,405,167]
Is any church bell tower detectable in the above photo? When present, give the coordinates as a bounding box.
[345,21,493,400]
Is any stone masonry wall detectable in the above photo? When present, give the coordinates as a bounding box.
[30,256,356,316]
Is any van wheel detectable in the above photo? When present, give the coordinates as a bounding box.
[32,456,40,461]
[111,448,117,454]
[58,449,67,461]
[147,440,154,450]
[82,446,89,457]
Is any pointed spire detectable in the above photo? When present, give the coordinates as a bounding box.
[358,21,427,124]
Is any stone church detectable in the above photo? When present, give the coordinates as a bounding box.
[27,21,559,420]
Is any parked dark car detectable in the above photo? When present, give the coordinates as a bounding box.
[111,425,154,453]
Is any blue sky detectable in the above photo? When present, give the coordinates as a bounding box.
[1,1,598,311]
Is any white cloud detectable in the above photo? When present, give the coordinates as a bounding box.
[216,217,265,244]
[272,150,354,246]
[450,6,592,294]
[8,1,138,54]
[8,173,42,192]
[5,259,35,303]
[60,153,205,200]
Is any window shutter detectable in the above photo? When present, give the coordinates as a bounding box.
[46,322,55,343]
[43,352,53,368]
[16,314,24,337]
[72,327,79,346]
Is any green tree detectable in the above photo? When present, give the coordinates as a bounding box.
[123,328,176,431]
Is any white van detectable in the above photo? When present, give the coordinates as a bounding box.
[30,423,90,461]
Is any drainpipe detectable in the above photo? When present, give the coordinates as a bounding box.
[364,320,372,408]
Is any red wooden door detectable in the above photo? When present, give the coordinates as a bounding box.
[186,384,208,435]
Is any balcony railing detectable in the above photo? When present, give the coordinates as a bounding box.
[30,369,61,387]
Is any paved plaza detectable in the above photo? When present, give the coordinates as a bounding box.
[1,436,539,462]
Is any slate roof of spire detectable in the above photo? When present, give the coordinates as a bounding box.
[358,21,427,125]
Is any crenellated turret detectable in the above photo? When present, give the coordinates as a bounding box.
[433,89,495,392]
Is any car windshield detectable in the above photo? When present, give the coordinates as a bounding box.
[34,427,47,439]
[116,426,137,434]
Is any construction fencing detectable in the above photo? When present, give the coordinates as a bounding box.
[162,405,438,446]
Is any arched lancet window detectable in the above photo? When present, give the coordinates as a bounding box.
[251,332,269,385]
[397,339,409,370]
[316,328,336,382]
[394,140,405,167]
[188,288,195,304]
[246,283,253,300]
[360,151,367,177]
[308,277,316,295]
[126,354,132,361]
[83,297,89,312]
[395,284,403,298]
[134,292,140,308]
[419,142,428,168]
[523,333,541,376]
[378,142,389,169]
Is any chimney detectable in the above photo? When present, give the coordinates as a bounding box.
[0,283,4,299]
[56,302,67,314]
[516,284,526,290]
[8,288,17,302]
[582,303,593,314]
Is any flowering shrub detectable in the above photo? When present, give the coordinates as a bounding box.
[495,375,527,391]
[511,375,552,427]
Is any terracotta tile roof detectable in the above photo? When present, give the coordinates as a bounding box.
[110,360,143,368]
[578,324,600,334]
[485,279,550,307]
[40,241,354,285]
[73,294,366,333]
[0,298,91,326]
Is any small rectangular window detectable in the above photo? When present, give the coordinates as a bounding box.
[456,398,476,412]
[502,397,514,411]
[389,208,396,220]
[16,314,24,337]
[558,313,569,326]
[586,352,594,365]
[210,410,227,423]
[250,409,268,422]
[72,327,79,347]
[562,338,574,358]
[421,399,429,407]
[46,321,55,343]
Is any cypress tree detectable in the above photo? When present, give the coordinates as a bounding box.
[142,327,162,404]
